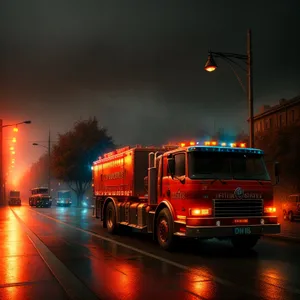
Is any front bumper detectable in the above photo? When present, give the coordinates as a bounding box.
[184,224,281,238]
[8,200,21,205]
[57,201,71,205]
[37,201,51,206]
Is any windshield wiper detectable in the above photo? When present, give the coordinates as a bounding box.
[210,175,226,185]
[233,175,264,185]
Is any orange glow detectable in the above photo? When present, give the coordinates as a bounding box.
[190,141,195,146]
[13,127,18,132]
[264,207,276,214]
[4,210,21,299]
[234,219,249,224]
[181,272,214,298]
[190,208,211,216]
[230,143,236,147]
[11,151,15,155]
[259,268,286,299]
[11,161,14,164]
[10,146,14,151]
[180,143,186,147]
[211,141,217,146]
[205,66,217,72]
[221,142,227,146]
[240,143,246,148]
[12,137,16,143]
[204,141,211,146]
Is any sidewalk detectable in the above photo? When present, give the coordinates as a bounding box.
[0,206,69,300]
[267,215,300,242]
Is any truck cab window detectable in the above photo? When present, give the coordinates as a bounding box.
[175,153,185,176]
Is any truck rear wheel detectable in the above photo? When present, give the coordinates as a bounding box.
[156,208,176,251]
[231,235,260,251]
[105,202,117,234]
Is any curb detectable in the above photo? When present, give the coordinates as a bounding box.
[265,234,300,243]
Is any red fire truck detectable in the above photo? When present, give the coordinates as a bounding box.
[93,141,281,251]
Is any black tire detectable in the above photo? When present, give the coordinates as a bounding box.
[105,202,117,234]
[288,211,294,222]
[231,235,260,251]
[156,208,177,251]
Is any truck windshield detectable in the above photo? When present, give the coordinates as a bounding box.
[10,191,20,197]
[188,151,270,181]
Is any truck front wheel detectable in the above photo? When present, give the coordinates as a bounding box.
[231,235,260,251]
[156,208,176,251]
[105,202,117,234]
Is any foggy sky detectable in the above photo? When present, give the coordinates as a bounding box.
[1,0,300,176]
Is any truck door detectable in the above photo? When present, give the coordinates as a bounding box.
[163,152,187,217]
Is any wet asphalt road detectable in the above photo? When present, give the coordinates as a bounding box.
[10,205,300,300]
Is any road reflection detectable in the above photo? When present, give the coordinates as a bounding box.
[259,266,295,300]
[3,210,21,299]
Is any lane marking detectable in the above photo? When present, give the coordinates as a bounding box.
[0,279,52,289]
[11,209,99,300]
[28,208,300,298]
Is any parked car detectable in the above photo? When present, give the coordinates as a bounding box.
[282,194,300,221]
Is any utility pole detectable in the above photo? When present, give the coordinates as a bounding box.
[205,29,255,147]
[247,29,254,148]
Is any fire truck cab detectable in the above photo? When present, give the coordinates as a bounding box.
[93,142,281,251]
[29,187,52,208]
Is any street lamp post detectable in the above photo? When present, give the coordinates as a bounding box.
[0,120,31,205]
[33,131,51,197]
[204,29,254,148]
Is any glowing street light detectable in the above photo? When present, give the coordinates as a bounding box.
[204,29,254,147]
[13,127,18,132]
[0,119,31,204]
[204,53,218,72]
[10,146,14,151]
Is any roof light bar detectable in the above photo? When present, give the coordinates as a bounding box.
[202,141,247,148]
[179,141,247,148]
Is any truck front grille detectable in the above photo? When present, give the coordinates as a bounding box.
[213,199,263,217]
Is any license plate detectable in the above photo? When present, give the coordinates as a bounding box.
[234,227,252,235]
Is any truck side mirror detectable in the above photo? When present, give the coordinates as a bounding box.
[274,162,280,183]
[167,157,175,178]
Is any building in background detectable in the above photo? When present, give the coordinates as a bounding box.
[254,96,300,137]
[253,95,300,210]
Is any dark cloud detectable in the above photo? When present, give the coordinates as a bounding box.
[0,0,299,173]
